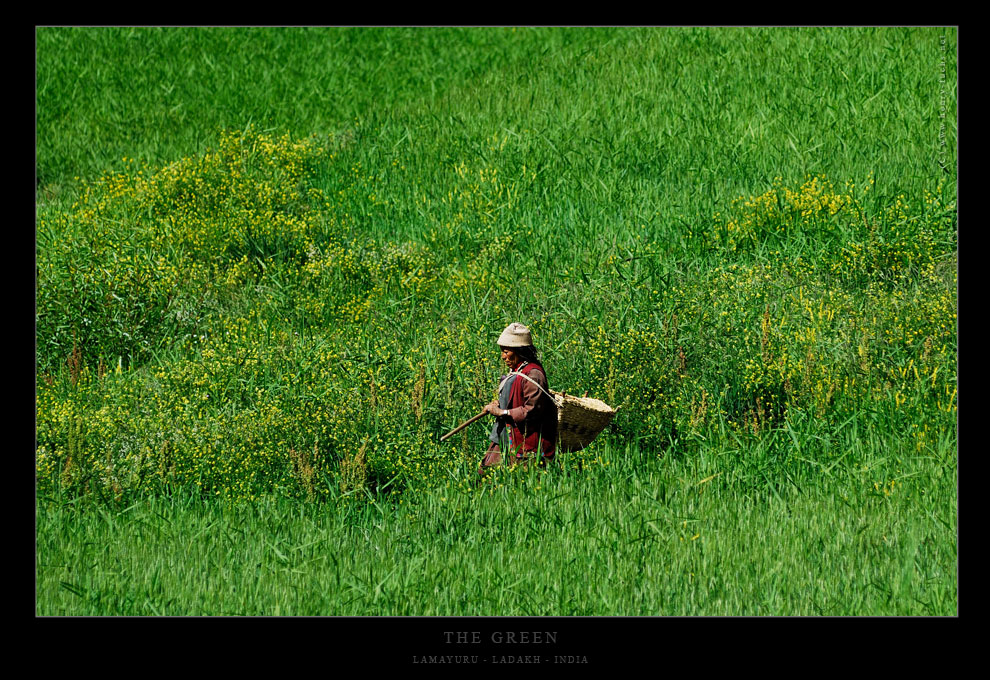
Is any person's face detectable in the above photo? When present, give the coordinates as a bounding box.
[500,346,520,370]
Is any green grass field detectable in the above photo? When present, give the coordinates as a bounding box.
[36,26,957,618]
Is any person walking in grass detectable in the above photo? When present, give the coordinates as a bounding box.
[479,323,558,476]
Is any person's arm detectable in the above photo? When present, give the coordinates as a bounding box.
[506,369,546,424]
[483,400,513,419]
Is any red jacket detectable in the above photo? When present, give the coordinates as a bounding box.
[505,361,557,459]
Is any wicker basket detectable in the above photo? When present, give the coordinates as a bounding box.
[552,390,617,453]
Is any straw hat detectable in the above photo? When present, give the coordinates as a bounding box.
[497,322,532,348]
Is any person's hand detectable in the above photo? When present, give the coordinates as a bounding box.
[484,400,502,416]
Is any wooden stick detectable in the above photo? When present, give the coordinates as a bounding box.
[439,410,488,442]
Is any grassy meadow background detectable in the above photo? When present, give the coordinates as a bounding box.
[36,27,957,617]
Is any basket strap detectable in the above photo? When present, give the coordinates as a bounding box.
[506,368,555,402]
[496,362,529,395]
